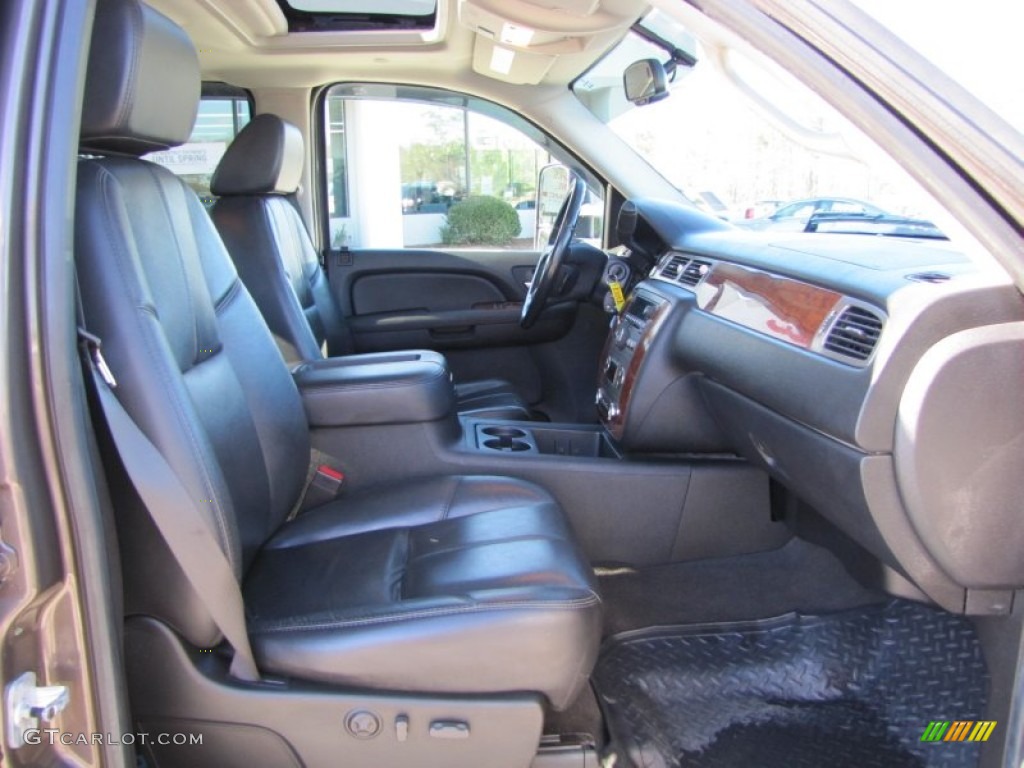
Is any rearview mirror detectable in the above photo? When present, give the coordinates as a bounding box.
[623,58,669,106]
[534,164,605,249]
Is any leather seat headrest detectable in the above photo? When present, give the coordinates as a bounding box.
[210,114,305,197]
[80,0,200,156]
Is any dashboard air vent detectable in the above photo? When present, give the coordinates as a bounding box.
[824,306,883,362]
[679,259,711,287]
[659,252,689,280]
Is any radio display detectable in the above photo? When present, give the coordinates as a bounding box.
[626,296,654,320]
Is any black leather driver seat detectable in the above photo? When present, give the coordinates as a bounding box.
[75,0,599,712]
[209,114,533,421]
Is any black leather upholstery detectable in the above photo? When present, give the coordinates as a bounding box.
[210,113,304,196]
[80,0,199,156]
[76,0,599,709]
[293,351,457,427]
[76,154,311,646]
[246,476,600,708]
[453,379,536,420]
[209,115,532,421]
[212,192,348,363]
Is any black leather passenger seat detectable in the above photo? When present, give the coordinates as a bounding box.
[74,0,600,719]
[245,476,600,707]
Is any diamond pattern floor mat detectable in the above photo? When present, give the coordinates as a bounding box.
[593,600,989,768]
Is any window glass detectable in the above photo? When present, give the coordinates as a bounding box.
[398,103,466,213]
[776,202,818,220]
[321,88,593,250]
[466,112,546,207]
[831,200,870,214]
[147,88,251,206]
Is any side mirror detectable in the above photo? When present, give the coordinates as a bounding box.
[623,58,669,106]
[534,164,571,250]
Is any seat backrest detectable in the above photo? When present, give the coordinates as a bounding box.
[75,0,310,646]
[211,115,349,364]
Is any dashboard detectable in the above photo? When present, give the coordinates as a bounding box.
[599,197,1024,615]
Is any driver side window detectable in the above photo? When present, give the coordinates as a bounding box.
[321,85,602,251]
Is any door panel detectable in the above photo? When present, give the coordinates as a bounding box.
[352,272,505,314]
[347,303,575,351]
[327,247,585,413]
[331,248,576,351]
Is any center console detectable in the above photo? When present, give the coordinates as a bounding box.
[591,283,730,453]
[297,288,771,571]
[293,350,454,427]
[293,280,725,467]
[596,289,671,441]
[467,281,727,457]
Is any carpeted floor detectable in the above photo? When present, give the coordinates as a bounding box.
[545,538,886,746]
[597,537,882,637]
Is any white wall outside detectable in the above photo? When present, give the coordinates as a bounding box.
[345,100,404,248]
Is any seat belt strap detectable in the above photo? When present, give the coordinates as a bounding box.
[78,330,260,682]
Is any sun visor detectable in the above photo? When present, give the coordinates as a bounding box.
[471,36,557,84]
[460,0,634,84]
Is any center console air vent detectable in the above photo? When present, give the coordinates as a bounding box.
[654,252,713,290]
[823,305,883,362]
[658,252,688,280]
[679,259,711,287]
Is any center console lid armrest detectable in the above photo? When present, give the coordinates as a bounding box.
[292,351,456,427]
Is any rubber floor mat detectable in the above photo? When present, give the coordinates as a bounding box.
[593,600,989,768]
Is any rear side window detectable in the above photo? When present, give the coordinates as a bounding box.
[146,83,252,206]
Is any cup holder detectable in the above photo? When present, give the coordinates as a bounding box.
[482,438,531,452]
[482,426,528,439]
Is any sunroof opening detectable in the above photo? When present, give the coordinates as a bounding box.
[277,0,438,32]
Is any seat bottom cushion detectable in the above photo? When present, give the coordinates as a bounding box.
[454,379,532,420]
[243,476,601,709]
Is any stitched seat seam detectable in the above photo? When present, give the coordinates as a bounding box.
[250,594,602,635]
[301,367,447,394]
[407,532,572,561]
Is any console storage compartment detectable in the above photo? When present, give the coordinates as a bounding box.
[293,351,455,427]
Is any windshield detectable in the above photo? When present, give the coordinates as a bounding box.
[571,8,1016,245]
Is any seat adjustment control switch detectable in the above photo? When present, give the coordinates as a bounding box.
[395,714,409,742]
[345,710,381,739]
[429,720,470,739]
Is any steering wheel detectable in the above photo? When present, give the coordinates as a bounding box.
[520,175,587,329]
